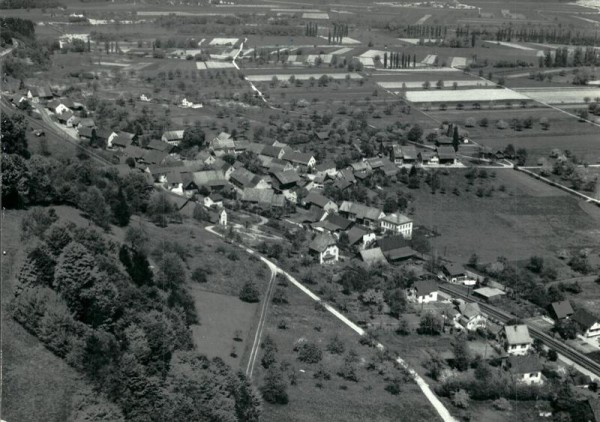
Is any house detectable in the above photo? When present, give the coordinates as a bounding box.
[380,159,399,177]
[308,233,339,265]
[78,127,95,141]
[161,130,185,146]
[66,115,80,128]
[211,159,235,180]
[109,131,137,149]
[240,188,285,209]
[210,132,236,155]
[409,280,439,303]
[284,151,316,170]
[95,129,115,146]
[402,145,418,164]
[303,191,338,213]
[314,161,337,178]
[271,170,300,191]
[503,325,533,356]
[146,139,174,153]
[548,300,574,321]
[339,201,385,230]
[268,158,294,174]
[27,85,53,102]
[192,170,229,190]
[311,214,352,234]
[377,235,413,262]
[347,226,375,250]
[230,168,270,190]
[506,356,543,385]
[261,145,286,160]
[204,193,224,208]
[457,302,486,331]
[571,309,600,338]
[419,151,439,165]
[437,146,457,165]
[380,213,413,239]
[360,247,388,267]
[56,110,74,124]
[195,151,216,166]
[78,117,95,129]
[441,263,476,286]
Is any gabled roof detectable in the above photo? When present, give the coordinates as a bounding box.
[95,128,114,140]
[245,142,266,155]
[380,213,412,226]
[78,127,94,138]
[230,167,262,188]
[337,167,356,183]
[147,139,173,152]
[377,235,408,252]
[572,309,599,330]
[550,300,574,320]
[271,170,300,186]
[313,214,352,231]
[437,146,457,160]
[211,132,235,149]
[385,246,416,261]
[112,131,136,147]
[504,325,532,345]
[162,129,185,141]
[309,233,337,253]
[443,262,466,277]
[507,355,542,375]
[304,190,335,209]
[402,145,417,160]
[360,248,388,267]
[351,161,370,172]
[339,201,384,221]
[458,302,481,319]
[365,157,384,169]
[142,150,169,165]
[413,280,438,297]
[192,170,227,187]
[284,151,314,166]
[315,161,336,172]
[262,145,283,158]
[78,117,95,128]
[347,226,369,245]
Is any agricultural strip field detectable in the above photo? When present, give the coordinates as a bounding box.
[412,170,600,264]
[405,88,530,103]
[378,80,495,89]
[245,73,363,82]
[516,87,600,104]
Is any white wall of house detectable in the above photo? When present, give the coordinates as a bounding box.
[464,315,486,331]
[506,343,531,356]
[584,322,600,337]
[516,372,543,385]
[319,245,339,264]
[380,220,413,239]
[416,291,438,304]
[219,210,227,226]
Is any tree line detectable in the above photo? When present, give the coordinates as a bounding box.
[383,51,417,69]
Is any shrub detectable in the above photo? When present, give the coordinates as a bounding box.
[260,367,289,404]
[313,365,331,381]
[337,361,359,382]
[326,335,345,355]
[493,398,512,411]
[239,281,260,303]
[451,389,470,409]
[272,288,288,304]
[385,378,402,395]
[547,350,558,361]
[297,342,323,364]
[191,267,207,283]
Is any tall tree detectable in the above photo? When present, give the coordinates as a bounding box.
[1,113,30,158]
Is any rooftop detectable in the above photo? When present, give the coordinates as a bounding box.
[504,324,532,346]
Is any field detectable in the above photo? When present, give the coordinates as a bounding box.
[405,88,530,103]
[516,87,600,104]
[411,169,600,265]
[257,275,441,422]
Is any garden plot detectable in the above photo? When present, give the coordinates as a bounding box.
[359,49,387,58]
[302,12,329,19]
[516,87,600,104]
[449,56,468,68]
[203,61,237,69]
[357,57,375,67]
[305,54,333,65]
[483,40,536,51]
[379,80,495,89]
[209,37,239,46]
[330,47,354,55]
[421,54,437,65]
[195,62,207,70]
[405,88,529,103]
[415,14,432,24]
[245,72,362,82]
[319,35,361,44]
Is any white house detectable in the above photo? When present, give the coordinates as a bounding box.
[506,356,543,385]
[219,209,227,226]
[441,263,476,286]
[379,213,413,239]
[55,103,71,115]
[503,325,533,356]
[308,233,339,265]
[572,309,600,338]
[458,302,486,331]
[204,194,224,209]
[409,280,439,304]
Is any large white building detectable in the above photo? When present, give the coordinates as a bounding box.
[379,213,413,239]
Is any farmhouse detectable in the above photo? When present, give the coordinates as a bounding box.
[506,356,543,385]
[161,130,185,146]
[271,170,301,191]
[204,194,224,209]
[283,151,316,170]
[379,213,413,239]
[503,325,533,356]
[315,161,338,178]
[409,280,439,303]
[109,131,137,149]
[347,226,375,250]
[210,132,236,155]
[312,214,352,234]
[261,145,286,160]
[571,309,600,338]
[339,201,384,229]
[437,146,457,165]
[146,139,174,153]
[441,263,475,286]
[548,300,574,321]
[377,236,416,262]
[457,302,486,331]
[308,233,339,265]
[402,145,418,164]
[192,170,229,190]
[240,188,285,209]
[303,191,338,213]
[230,167,270,190]
[360,247,388,267]
[419,151,439,165]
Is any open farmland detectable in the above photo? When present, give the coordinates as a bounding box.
[516,87,600,104]
[404,88,530,103]
[245,72,363,82]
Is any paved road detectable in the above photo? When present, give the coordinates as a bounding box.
[205,224,457,422]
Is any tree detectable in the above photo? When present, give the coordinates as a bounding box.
[1,153,31,208]
[156,252,186,291]
[452,336,471,371]
[407,125,423,142]
[385,288,407,317]
[54,242,97,313]
[326,335,345,355]
[260,367,288,404]
[146,192,176,227]
[191,267,207,283]
[239,281,260,303]
[515,148,528,166]
[272,288,288,304]
[180,124,206,150]
[1,113,30,158]
[297,342,322,363]
[527,256,544,274]
[418,312,443,335]
[110,187,131,227]
[503,144,516,158]
[452,126,460,151]
[451,389,470,409]
[383,196,398,213]
[79,187,112,230]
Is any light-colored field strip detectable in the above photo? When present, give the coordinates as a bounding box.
[302,12,329,19]
[515,87,600,104]
[359,49,387,58]
[450,57,467,68]
[415,14,432,24]
[405,88,530,103]
[330,47,354,55]
[588,80,600,86]
[421,54,437,65]
[203,61,237,69]
[318,35,361,44]
[98,62,130,67]
[137,11,235,16]
[209,38,239,46]
[375,67,461,73]
[399,38,441,44]
[195,62,207,70]
[483,40,536,50]
[197,38,206,46]
[245,72,362,82]
[271,8,322,12]
[379,80,494,89]
[573,15,600,26]
[357,57,375,67]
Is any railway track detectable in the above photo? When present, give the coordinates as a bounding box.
[438,284,600,378]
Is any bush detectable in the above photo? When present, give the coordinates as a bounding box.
[326,335,345,355]
[191,267,207,283]
[385,379,402,395]
[337,361,359,382]
[547,349,558,361]
[297,342,323,364]
[451,389,470,409]
[313,365,331,381]
[261,367,289,404]
[272,288,288,304]
[239,281,260,303]
[492,398,512,411]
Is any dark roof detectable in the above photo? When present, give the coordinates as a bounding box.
[309,233,337,253]
[402,145,417,160]
[262,145,283,158]
[304,190,334,208]
[385,246,416,261]
[319,214,352,231]
[360,248,388,266]
[95,128,114,140]
[346,226,369,245]
[443,262,466,277]
[414,280,438,297]
[147,139,173,152]
[377,235,408,253]
[271,170,300,186]
[315,161,336,172]
[507,355,542,375]
[550,300,574,320]
[437,146,457,160]
[78,127,94,138]
[112,131,136,147]
[572,309,599,330]
[284,151,314,166]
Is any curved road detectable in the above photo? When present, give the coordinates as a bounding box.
[206,225,457,422]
